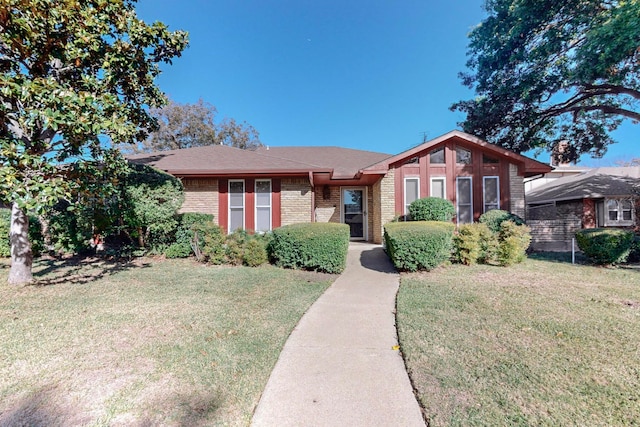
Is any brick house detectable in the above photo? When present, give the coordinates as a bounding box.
[128,130,551,243]
[527,167,640,251]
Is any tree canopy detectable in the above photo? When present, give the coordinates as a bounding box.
[122,99,263,153]
[0,0,187,283]
[452,0,640,162]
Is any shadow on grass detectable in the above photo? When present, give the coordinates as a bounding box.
[528,251,588,264]
[30,256,151,287]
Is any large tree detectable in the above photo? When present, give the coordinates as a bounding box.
[121,99,263,153]
[452,0,640,162]
[0,0,188,284]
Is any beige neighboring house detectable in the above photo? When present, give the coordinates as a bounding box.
[128,130,551,243]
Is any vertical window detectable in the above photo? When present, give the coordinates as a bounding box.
[430,177,446,199]
[429,147,445,164]
[456,147,472,164]
[404,177,420,215]
[483,176,500,213]
[255,179,272,233]
[621,200,633,221]
[456,177,473,224]
[607,199,619,221]
[229,180,244,232]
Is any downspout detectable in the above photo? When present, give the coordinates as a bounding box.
[309,171,316,222]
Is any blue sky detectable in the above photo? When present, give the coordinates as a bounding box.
[135,0,637,166]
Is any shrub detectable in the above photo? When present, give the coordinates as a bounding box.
[196,221,226,264]
[497,221,531,266]
[479,209,525,233]
[269,223,349,273]
[0,209,44,257]
[384,221,455,272]
[164,242,191,259]
[453,223,492,265]
[167,213,216,259]
[243,238,268,267]
[408,197,455,222]
[629,234,640,263]
[575,228,635,265]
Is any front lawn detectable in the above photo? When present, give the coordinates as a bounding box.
[0,257,334,426]
[397,256,640,426]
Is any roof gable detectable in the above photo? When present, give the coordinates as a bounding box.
[363,130,552,176]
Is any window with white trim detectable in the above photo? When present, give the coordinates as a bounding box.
[430,177,446,199]
[228,180,244,232]
[404,177,420,215]
[483,176,500,213]
[456,177,473,224]
[605,198,634,226]
[255,179,272,233]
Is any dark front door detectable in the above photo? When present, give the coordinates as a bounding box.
[342,188,366,240]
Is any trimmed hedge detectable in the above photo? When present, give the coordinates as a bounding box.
[575,228,635,265]
[479,209,525,233]
[408,197,455,222]
[384,221,455,272]
[269,223,350,273]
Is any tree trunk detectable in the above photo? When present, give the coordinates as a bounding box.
[8,203,33,285]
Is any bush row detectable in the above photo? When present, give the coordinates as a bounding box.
[576,228,635,265]
[384,221,455,272]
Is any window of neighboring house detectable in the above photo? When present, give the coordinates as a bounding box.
[229,180,244,232]
[255,179,272,233]
[456,177,473,224]
[483,154,499,164]
[430,147,445,164]
[605,198,634,226]
[430,177,446,199]
[404,177,420,215]
[483,176,500,212]
[456,147,472,165]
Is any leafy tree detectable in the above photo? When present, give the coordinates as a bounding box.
[0,0,188,284]
[452,0,640,162]
[121,98,263,153]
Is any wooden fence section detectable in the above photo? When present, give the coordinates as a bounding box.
[528,218,582,252]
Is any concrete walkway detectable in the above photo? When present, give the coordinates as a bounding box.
[251,243,426,427]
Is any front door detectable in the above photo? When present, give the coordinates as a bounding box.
[342,188,366,240]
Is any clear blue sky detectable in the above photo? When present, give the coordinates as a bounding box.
[135,0,637,166]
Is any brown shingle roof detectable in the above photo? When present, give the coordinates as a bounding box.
[127,144,391,179]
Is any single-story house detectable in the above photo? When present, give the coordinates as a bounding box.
[128,130,551,243]
[526,167,640,250]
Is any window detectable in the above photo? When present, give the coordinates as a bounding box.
[605,198,634,226]
[255,179,271,233]
[483,176,500,212]
[456,147,472,164]
[456,177,473,224]
[430,177,446,199]
[404,177,420,215]
[429,147,445,164]
[228,180,244,232]
[483,154,499,164]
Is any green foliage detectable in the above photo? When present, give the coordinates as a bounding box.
[0,209,44,257]
[121,99,262,153]
[576,228,635,265]
[408,197,455,222]
[243,238,268,267]
[164,243,191,259]
[453,223,493,266]
[269,223,350,274]
[629,235,640,263]
[166,213,216,259]
[479,209,525,233]
[496,221,531,267]
[121,164,184,249]
[452,0,639,161]
[384,221,455,272]
[198,222,226,264]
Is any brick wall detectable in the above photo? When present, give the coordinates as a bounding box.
[509,163,525,219]
[315,186,341,223]
[281,177,312,225]
[180,178,219,218]
[529,218,582,251]
[371,169,395,244]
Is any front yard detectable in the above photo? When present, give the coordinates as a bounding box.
[0,257,334,426]
[397,255,640,426]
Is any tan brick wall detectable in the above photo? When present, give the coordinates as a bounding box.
[281,177,313,225]
[315,186,341,223]
[509,163,525,219]
[371,170,395,244]
[180,178,219,218]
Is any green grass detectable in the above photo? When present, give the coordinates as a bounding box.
[397,256,640,426]
[0,257,334,426]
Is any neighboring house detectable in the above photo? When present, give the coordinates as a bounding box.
[526,167,640,251]
[524,165,590,193]
[128,130,551,243]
